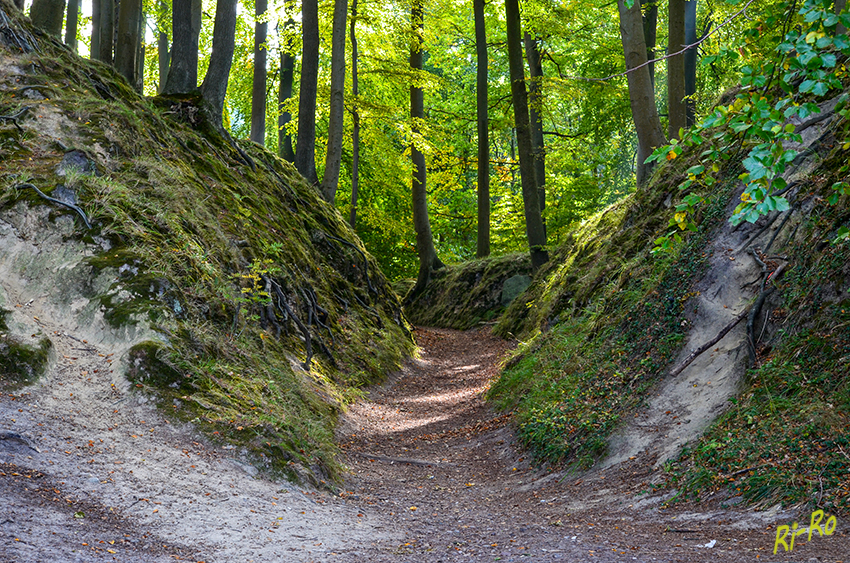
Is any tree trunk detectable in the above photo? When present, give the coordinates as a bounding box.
[29,0,66,38]
[684,0,698,126]
[157,30,170,94]
[163,0,202,94]
[837,0,847,35]
[12,0,24,10]
[91,0,101,59]
[320,0,348,203]
[115,0,143,92]
[97,0,114,64]
[250,0,268,145]
[642,0,657,85]
[409,0,443,296]
[474,0,489,258]
[506,0,548,271]
[668,0,686,139]
[201,0,238,131]
[524,32,546,219]
[64,0,79,52]
[349,0,360,229]
[295,0,320,184]
[278,17,296,162]
[618,0,666,186]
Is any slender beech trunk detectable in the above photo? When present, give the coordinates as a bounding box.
[524,32,546,220]
[837,0,847,35]
[409,0,443,296]
[163,0,202,94]
[320,0,348,203]
[684,0,698,126]
[295,0,320,184]
[92,0,101,58]
[12,0,24,10]
[30,0,66,38]
[642,0,657,85]
[668,0,686,139]
[474,0,489,258]
[251,0,269,145]
[97,0,114,64]
[157,31,170,93]
[115,0,143,92]
[506,0,548,270]
[65,0,79,52]
[278,17,296,162]
[349,0,360,229]
[201,0,238,131]
[618,0,666,186]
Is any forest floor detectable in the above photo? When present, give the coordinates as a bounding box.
[1,324,848,562]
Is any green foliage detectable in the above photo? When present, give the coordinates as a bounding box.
[647,0,850,246]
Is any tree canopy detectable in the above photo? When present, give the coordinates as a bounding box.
[24,0,850,278]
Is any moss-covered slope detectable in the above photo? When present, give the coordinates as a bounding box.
[488,91,849,511]
[0,2,412,483]
[403,253,532,329]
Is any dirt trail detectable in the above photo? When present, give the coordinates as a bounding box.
[2,319,848,562]
[335,328,848,563]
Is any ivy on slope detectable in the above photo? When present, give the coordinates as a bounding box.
[0,3,412,484]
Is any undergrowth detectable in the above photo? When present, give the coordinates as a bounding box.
[0,7,413,485]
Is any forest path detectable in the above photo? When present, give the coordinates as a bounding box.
[335,327,845,563]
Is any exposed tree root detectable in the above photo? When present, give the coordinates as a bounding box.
[0,105,28,132]
[322,231,377,296]
[16,183,92,229]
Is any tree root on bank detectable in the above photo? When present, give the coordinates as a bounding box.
[322,231,377,296]
[260,274,337,371]
[15,183,92,229]
[0,105,29,132]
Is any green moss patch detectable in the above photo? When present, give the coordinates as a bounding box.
[403,253,532,329]
[0,331,52,390]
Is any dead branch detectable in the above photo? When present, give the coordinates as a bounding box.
[669,309,749,378]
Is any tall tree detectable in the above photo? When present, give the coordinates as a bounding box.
[642,0,657,85]
[278,17,296,162]
[618,0,666,186]
[474,0,489,258]
[162,0,202,94]
[506,0,548,270]
[524,32,546,218]
[157,1,170,94]
[64,0,79,52]
[349,0,361,228]
[29,0,66,38]
[409,0,444,295]
[684,0,698,126]
[96,0,114,64]
[320,0,348,203]
[295,0,320,184]
[251,0,269,145]
[114,0,144,92]
[668,0,687,139]
[200,0,238,130]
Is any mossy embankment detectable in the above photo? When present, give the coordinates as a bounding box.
[485,102,849,511]
[403,252,532,329]
[0,2,412,484]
